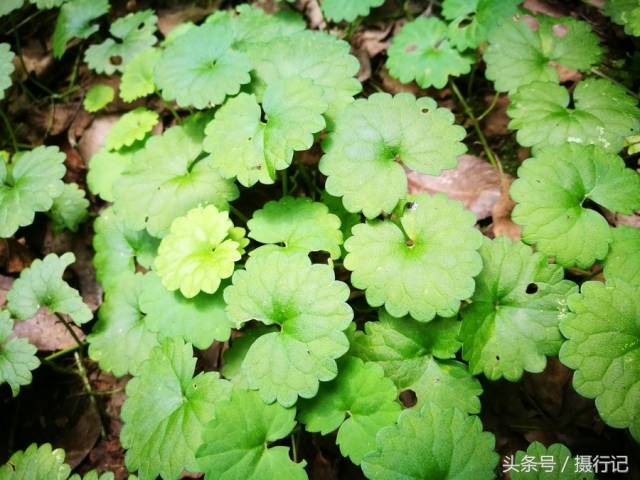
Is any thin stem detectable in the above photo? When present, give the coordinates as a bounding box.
[591,67,639,99]
[0,109,18,152]
[74,352,106,438]
[449,80,503,174]
[477,92,500,121]
[228,204,248,224]
[163,100,181,123]
[291,432,298,463]
[44,344,81,362]
[55,312,85,349]
[281,170,288,197]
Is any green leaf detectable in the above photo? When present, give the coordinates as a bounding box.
[460,237,577,381]
[203,76,326,186]
[83,84,114,113]
[139,272,234,349]
[154,22,251,108]
[559,279,640,441]
[248,196,343,259]
[0,310,39,397]
[92,207,159,290]
[0,43,15,100]
[113,122,239,237]
[361,404,499,480]
[154,204,247,298]
[29,0,65,9]
[48,182,89,233]
[52,0,109,58]
[224,250,353,406]
[0,0,23,17]
[0,146,66,238]
[7,252,92,326]
[386,17,473,89]
[484,15,603,93]
[299,356,401,464]
[249,30,361,125]
[105,108,159,151]
[120,338,232,480]
[507,79,640,152]
[0,444,70,480]
[88,272,159,377]
[320,0,384,22]
[605,0,640,36]
[350,310,482,414]
[87,144,140,202]
[344,193,483,321]
[508,442,594,480]
[85,9,157,74]
[510,144,640,268]
[442,0,520,51]
[320,93,466,218]
[196,388,307,480]
[604,226,640,286]
[221,326,276,387]
[120,48,160,102]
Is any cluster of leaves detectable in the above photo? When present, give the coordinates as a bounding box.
[0,0,639,479]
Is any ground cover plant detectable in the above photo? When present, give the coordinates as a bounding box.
[0,0,639,478]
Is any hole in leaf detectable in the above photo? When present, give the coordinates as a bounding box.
[458,17,473,28]
[399,389,417,407]
[552,24,568,37]
[405,43,418,53]
[495,355,500,361]
[405,239,415,248]
[526,283,538,294]
[260,108,268,123]
[405,201,417,211]
[420,107,429,114]
[110,55,123,66]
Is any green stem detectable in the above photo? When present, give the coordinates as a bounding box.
[291,432,298,463]
[449,80,502,173]
[44,344,81,362]
[477,92,500,121]
[591,68,639,99]
[228,204,248,224]
[74,352,106,438]
[163,100,181,123]
[55,312,85,349]
[0,109,18,152]
[281,170,288,197]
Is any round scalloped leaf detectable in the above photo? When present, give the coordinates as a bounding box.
[154,22,251,108]
[48,182,89,233]
[87,144,140,202]
[248,196,343,259]
[361,404,499,480]
[1,146,66,238]
[220,326,278,387]
[139,272,233,349]
[154,205,247,298]
[248,30,361,125]
[508,442,594,480]
[604,226,640,286]
[350,310,482,413]
[605,0,640,36]
[204,77,326,186]
[52,0,109,58]
[85,9,157,74]
[92,207,159,290]
[0,443,70,479]
[208,4,305,49]
[560,279,640,441]
[442,0,520,51]
[113,122,239,237]
[88,272,159,377]
[321,0,384,22]
[7,252,92,326]
[105,108,158,151]
[298,356,401,464]
[0,310,39,397]
[386,17,473,89]
[120,338,232,480]
[120,48,160,102]
[344,193,483,321]
[460,237,577,381]
[0,43,15,101]
[510,144,640,268]
[83,84,114,113]
[484,15,603,93]
[320,93,466,218]
[0,0,23,17]
[196,388,307,480]
[224,250,353,406]
[507,79,640,152]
